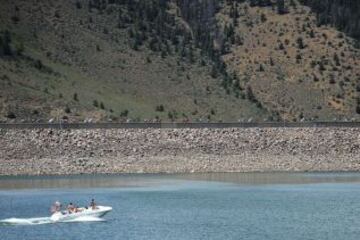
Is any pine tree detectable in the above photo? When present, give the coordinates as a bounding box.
[1,30,12,56]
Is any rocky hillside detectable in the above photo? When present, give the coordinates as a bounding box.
[219,0,360,121]
[0,0,359,123]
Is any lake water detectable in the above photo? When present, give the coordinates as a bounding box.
[1,173,360,240]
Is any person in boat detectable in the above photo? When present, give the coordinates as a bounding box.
[90,199,97,210]
[51,201,62,213]
[67,202,76,213]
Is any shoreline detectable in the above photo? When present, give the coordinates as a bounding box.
[2,172,360,190]
[3,171,360,178]
[0,127,359,176]
[1,170,360,178]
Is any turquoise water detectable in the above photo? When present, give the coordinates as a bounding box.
[1,173,360,240]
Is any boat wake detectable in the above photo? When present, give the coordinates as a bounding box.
[0,217,51,226]
[0,216,105,226]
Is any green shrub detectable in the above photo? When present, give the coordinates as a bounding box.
[73,93,79,102]
[120,110,129,117]
[356,85,360,92]
[75,1,82,9]
[6,111,16,119]
[11,16,20,24]
[261,13,267,23]
[156,105,165,112]
[15,42,24,55]
[100,102,105,110]
[259,64,265,72]
[65,106,71,114]
[296,37,305,49]
[1,30,13,56]
[34,60,43,70]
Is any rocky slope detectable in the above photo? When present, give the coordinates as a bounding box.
[0,127,359,175]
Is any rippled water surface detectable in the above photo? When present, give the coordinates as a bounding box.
[1,173,360,240]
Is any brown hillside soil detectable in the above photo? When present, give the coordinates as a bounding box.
[219,1,360,121]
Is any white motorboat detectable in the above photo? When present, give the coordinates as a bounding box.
[50,206,112,222]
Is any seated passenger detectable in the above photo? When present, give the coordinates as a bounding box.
[67,202,75,213]
[73,204,83,213]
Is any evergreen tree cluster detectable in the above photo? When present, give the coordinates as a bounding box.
[111,0,200,62]
[299,0,360,41]
[248,0,287,14]
[119,0,237,93]
[249,0,273,7]
[84,0,261,103]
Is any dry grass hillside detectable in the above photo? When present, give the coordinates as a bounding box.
[219,0,360,121]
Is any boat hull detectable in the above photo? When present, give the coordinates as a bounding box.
[50,206,112,222]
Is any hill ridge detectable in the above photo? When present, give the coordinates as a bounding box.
[0,0,359,122]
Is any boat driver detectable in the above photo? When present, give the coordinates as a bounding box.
[90,199,97,210]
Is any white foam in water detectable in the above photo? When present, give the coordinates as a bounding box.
[0,216,105,226]
[0,217,52,225]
